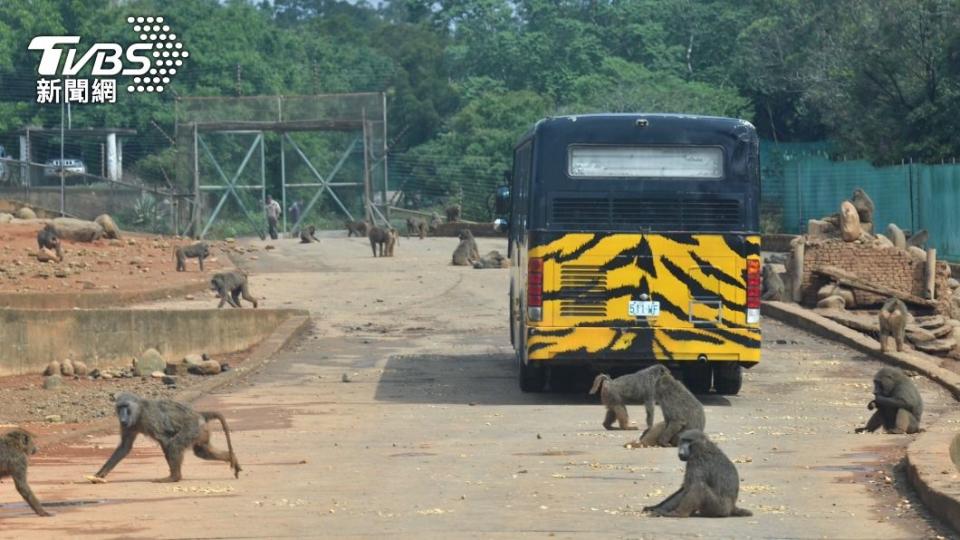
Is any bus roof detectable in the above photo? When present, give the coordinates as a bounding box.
[516,113,755,148]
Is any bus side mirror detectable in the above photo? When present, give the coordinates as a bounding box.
[493,218,509,233]
[494,186,511,216]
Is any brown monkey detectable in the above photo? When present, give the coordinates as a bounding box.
[633,367,705,447]
[211,271,258,308]
[94,392,241,482]
[345,220,369,237]
[878,297,909,353]
[451,229,480,266]
[850,188,875,225]
[428,212,442,232]
[445,204,461,223]
[300,225,320,244]
[761,264,784,301]
[644,430,752,518]
[368,226,398,257]
[405,217,427,239]
[473,250,510,269]
[856,366,922,434]
[174,242,210,272]
[589,365,665,431]
[0,429,51,517]
[36,223,63,262]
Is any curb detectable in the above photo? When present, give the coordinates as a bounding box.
[36,314,311,449]
[0,280,211,310]
[762,301,960,533]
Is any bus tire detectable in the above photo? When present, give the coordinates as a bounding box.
[713,364,743,395]
[518,359,546,393]
[683,363,713,395]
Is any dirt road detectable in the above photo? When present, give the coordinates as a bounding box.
[0,234,953,539]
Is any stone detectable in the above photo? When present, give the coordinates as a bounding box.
[816,284,856,307]
[189,359,222,376]
[932,325,954,339]
[94,214,121,239]
[816,295,847,309]
[162,375,178,386]
[51,217,104,243]
[915,338,957,355]
[907,246,927,262]
[907,327,937,343]
[265,245,276,250]
[44,414,62,423]
[885,223,907,250]
[43,361,61,376]
[60,358,75,377]
[807,219,836,238]
[950,278,960,289]
[15,207,36,220]
[54,269,69,278]
[0,212,12,224]
[840,201,862,242]
[89,368,101,379]
[36,247,59,263]
[873,235,894,249]
[101,372,114,380]
[151,371,165,379]
[860,221,874,235]
[915,315,947,329]
[43,375,63,389]
[132,348,166,376]
[73,360,89,377]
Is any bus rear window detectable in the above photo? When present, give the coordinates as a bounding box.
[568,146,723,179]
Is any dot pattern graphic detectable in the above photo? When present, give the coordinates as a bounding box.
[126,16,188,93]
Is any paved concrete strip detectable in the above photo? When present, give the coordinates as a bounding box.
[764,300,960,535]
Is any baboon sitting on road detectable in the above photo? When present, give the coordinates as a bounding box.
[37,223,63,262]
[452,229,480,266]
[94,392,241,482]
[473,250,509,269]
[761,264,784,301]
[644,430,752,518]
[631,367,705,447]
[850,187,875,225]
[589,365,664,431]
[878,297,909,353]
[0,429,51,516]
[855,366,922,434]
[211,271,258,308]
[445,204,461,223]
[406,217,427,239]
[300,225,320,244]
[368,226,398,257]
[175,242,210,272]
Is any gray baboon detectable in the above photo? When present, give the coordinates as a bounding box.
[907,229,929,249]
[644,430,752,518]
[211,271,258,308]
[300,225,319,244]
[0,429,51,517]
[855,366,922,434]
[761,264,784,301]
[632,368,705,447]
[94,392,241,482]
[428,212,442,232]
[445,204,461,223]
[368,226,398,257]
[850,188,875,225]
[878,297,909,353]
[174,242,210,272]
[345,220,369,237]
[452,229,480,266]
[95,214,121,240]
[405,217,427,239]
[473,250,509,269]
[589,365,665,431]
[36,223,63,262]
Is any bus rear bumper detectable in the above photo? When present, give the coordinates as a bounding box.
[526,325,760,366]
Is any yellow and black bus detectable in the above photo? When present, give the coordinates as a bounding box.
[494,114,761,394]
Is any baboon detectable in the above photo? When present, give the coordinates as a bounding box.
[0,429,51,517]
[174,242,210,272]
[95,214,121,240]
[761,264,784,301]
[211,271,258,308]
[589,365,665,431]
[300,225,320,244]
[36,223,63,262]
[850,188,875,225]
[405,217,427,239]
[856,366,923,434]
[428,212,442,232]
[907,229,929,249]
[445,204,461,223]
[368,226,398,257]
[644,430,752,518]
[878,297,909,353]
[632,367,705,447]
[345,220,369,237]
[452,229,480,266]
[473,250,509,269]
[94,392,241,482]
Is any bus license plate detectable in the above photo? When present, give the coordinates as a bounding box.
[628,300,660,317]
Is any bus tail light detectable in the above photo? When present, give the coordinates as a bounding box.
[746,259,761,324]
[527,257,543,322]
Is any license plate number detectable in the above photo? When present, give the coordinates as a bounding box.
[628,300,660,317]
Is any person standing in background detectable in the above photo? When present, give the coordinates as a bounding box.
[288,199,302,237]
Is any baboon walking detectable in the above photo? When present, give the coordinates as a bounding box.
[211,271,258,308]
[0,429,51,516]
[644,430,752,518]
[94,393,241,482]
[589,365,664,431]
[345,220,369,237]
[36,223,63,262]
[368,226,398,257]
[878,297,909,353]
[451,229,480,266]
[406,217,427,239]
[855,366,922,434]
[174,242,210,272]
[632,367,705,447]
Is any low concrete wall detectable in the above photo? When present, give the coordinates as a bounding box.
[0,281,211,310]
[0,307,308,376]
